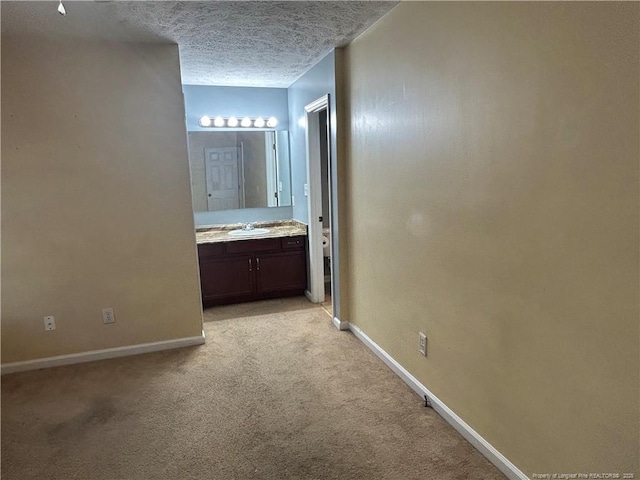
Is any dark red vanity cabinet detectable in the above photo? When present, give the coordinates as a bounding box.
[198,236,307,307]
[255,251,307,294]
[199,255,255,301]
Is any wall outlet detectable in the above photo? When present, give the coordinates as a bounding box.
[291,195,295,206]
[303,183,309,196]
[102,307,115,324]
[44,316,56,331]
[419,332,427,356]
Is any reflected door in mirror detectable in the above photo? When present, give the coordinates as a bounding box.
[205,147,240,211]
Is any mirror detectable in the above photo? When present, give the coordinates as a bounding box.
[188,130,291,212]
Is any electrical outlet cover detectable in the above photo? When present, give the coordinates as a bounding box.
[44,316,56,331]
[102,307,115,324]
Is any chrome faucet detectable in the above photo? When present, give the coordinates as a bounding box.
[243,222,256,231]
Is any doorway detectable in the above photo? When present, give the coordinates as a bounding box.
[318,109,332,314]
[304,95,333,318]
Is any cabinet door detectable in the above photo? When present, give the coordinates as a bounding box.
[255,251,307,294]
[199,255,254,301]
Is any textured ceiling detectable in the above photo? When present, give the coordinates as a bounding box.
[1,1,397,87]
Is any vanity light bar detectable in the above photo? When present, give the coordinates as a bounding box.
[199,116,278,128]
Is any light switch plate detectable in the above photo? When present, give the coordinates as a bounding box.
[419,332,427,356]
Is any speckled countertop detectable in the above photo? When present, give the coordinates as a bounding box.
[196,220,307,244]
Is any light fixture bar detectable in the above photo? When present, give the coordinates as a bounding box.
[199,116,278,128]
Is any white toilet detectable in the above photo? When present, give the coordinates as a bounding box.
[322,228,331,258]
[322,228,331,282]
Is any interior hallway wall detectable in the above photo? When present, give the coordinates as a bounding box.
[288,50,346,321]
[2,37,204,364]
[343,2,639,476]
[288,51,337,224]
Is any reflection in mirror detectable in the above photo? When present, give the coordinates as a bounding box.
[188,130,291,212]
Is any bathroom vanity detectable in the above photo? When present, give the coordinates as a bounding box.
[196,222,307,307]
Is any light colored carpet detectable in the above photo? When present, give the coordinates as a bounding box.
[1,296,506,479]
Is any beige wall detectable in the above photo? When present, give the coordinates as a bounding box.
[344,2,638,476]
[2,36,203,364]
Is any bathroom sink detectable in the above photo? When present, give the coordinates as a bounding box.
[228,228,271,237]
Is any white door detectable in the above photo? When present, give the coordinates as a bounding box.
[205,147,240,211]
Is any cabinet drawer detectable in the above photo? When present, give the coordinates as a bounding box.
[198,242,225,258]
[226,237,280,254]
[281,236,305,250]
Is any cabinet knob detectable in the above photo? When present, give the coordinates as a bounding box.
[248,258,252,271]
[256,257,260,270]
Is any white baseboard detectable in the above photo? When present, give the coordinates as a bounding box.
[304,290,314,302]
[1,331,206,375]
[348,324,528,480]
[332,316,350,331]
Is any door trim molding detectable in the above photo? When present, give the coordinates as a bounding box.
[349,323,528,480]
[1,331,206,375]
[265,131,278,207]
[305,95,330,114]
[332,316,349,331]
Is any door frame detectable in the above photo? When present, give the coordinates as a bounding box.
[237,142,246,208]
[265,131,278,207]
[304,95,330,305]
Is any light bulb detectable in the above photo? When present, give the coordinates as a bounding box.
[199,116,212,127]
[254,117,265,128]
[266,116,278,128]
[227,116,238,127]
[58,0,66,15]
[240,117,252,127]
[213,116,225,127]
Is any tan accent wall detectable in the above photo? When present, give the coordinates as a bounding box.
[1,37,203,364]
[343,2,638,475]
